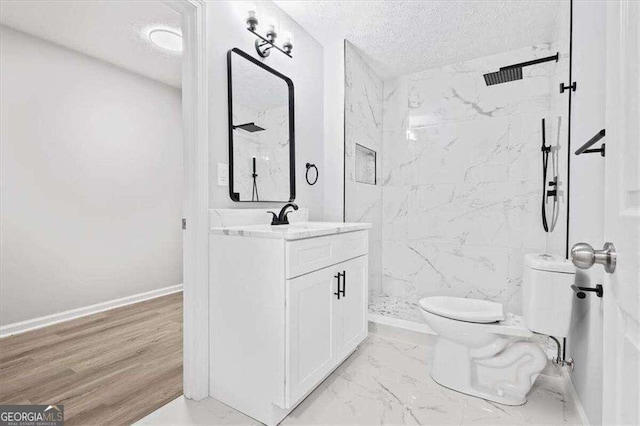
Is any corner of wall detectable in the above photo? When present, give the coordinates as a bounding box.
[323,38,346,222]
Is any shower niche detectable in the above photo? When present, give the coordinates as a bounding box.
[355,144,377,185]
[227,48,295,202]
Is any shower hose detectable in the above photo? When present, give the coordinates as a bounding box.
[541,118,554,233]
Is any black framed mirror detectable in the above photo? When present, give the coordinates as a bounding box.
[227,48,295,202]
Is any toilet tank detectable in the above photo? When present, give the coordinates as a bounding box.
[523,253,576,337]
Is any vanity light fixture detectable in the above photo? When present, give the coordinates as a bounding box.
[266,23,277,42]
[245,8,293,58]
[246,8,258,31]
[282,32,293,55]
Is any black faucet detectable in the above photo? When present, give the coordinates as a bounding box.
[268,203,299,225]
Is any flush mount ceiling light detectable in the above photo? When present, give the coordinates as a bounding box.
[144,26,183,53]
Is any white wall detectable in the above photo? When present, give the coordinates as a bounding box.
[0,26,183,326]
[567,1,607,424]
[206,1,324,219]
[323,39,345,222]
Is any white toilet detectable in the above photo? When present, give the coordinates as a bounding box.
[419,253,575,405]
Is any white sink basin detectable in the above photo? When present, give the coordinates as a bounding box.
[210,221,371,240]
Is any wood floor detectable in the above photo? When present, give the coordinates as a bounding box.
[0,292,183,425]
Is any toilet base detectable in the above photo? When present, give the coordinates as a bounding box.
[430,372,527,406]
[429,335,547,406]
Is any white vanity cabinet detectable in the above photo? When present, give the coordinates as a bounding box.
[209,223,370,426]
[286,254,368,406]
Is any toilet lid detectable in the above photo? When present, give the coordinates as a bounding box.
[419,296,506,323]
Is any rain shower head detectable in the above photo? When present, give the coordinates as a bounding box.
[483,53,559,86]
[232,122,266,133]
[483,68,523,86]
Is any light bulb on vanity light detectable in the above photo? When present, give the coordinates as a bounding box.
[282,31,293,54]
[246,5,258,30]
[265,18,277,42]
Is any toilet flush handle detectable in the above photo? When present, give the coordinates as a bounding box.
[570,242,617,273]
[571,284,604,299]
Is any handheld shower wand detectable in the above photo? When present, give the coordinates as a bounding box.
[541,118,558,232]
[251,157,259,202]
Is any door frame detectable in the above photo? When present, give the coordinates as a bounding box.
[164,0,209,400]
[602,0,640,423]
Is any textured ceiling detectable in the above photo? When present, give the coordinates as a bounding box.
[0,1,181,88]
[275,0,562,79]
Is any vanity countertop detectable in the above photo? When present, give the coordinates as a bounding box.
[210,222,372,241]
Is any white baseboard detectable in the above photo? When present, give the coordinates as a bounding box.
[562,369,591,426]
[368,312,436,335]
[0,284,183,338]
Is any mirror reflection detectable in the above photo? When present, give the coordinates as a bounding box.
[228,48,294,202]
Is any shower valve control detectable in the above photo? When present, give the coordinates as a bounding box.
[546,178,558,199]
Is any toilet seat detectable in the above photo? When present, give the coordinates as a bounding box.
[419,296,505,323]
[419,297,534,338]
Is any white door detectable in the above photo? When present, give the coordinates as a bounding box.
[603,1,640,424]
[334,255,369,361]
[285,266,337,407]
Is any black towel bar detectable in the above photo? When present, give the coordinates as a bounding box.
[575,129,606,157]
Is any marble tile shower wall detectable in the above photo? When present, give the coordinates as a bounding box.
[232,103,290,201]
[344,42,384,293]
[376,44,568,323]
[546,41,570,258]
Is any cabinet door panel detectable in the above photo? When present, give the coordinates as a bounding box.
[335,255,368,361]
[285,266,337,407]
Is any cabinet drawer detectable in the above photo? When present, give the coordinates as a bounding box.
[285,230,368,279]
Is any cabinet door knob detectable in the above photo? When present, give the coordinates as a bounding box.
[341,271,346,297]
[334,273,342,300]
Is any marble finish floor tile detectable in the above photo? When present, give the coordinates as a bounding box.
[137,334,581,426]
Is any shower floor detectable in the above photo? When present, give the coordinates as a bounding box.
[369,291,426,324]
